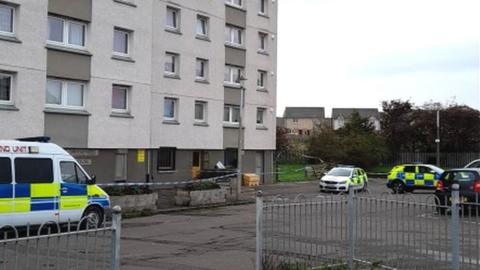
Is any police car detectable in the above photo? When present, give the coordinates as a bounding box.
[319,165,368,192]
[0,137,110,227]
[387,163,444,194]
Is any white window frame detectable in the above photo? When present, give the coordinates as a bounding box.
[0,4,15,36]
[113,28,130,56]
[163,97,178,121]
[224,65,243,86]
[194,101,207,123]
[259,0,267,15]
[196,15,209,37]
[47,16,87,49]
[166,6,180,31]
[164,52,179,76]
[225,0,242,8]
[111,85,130,113]
[258,32,268,52]
[224,105,240,124]
[256,108,265,125]
[225,25,243,47]
[196,58,208,81]
[257,70,267,89]
[45,79,86,110]
[0,72,13,105]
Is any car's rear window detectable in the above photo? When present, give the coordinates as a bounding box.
[444,171,477,182]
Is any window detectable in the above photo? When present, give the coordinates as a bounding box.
[0,4,14,35]
[256,108,265,125]
[0,157,12,184]
[164,52,179,76]
[257,70,267,89]
[60,161,88,184]
[166,7,180,30]
[224,148,238,168]
[48,16,86,48]
[15,158,53,184]
[258,32,268,52]
[224,105,240,124]
[0,73,12,104]
[259,0,267,15]
[112,85,129,112]
[114,152,127,181]
[195,101,207,122]
[404,166,416,173]
[419,166,435,174]
[158,147,175,171]
[196,15,209,37]
[225,25,243,46]
[224,65,242,86]
[163,97,177,121]
[46,79,85,109]
[225,0,242,8]
[196,58,208,81]
[113,28,130,55]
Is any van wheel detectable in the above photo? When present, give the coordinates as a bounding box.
[391,181,405,194]
[82,206,104,229]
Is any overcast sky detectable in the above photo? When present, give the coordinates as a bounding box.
[277,0,480,117]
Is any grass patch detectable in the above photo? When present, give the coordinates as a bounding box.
[277,163,317,182]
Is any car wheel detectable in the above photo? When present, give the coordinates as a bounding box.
[82,207,104,229]
[391,181,405,194]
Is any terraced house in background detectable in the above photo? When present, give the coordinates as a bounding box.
[0,0,278,183]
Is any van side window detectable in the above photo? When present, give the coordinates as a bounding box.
[60,161,88,184]
[0,157,12,184]
[15,158,54,183]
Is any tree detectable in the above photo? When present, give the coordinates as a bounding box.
[276,127,290,153]
[308,113,387,169]
[381,100,414,152]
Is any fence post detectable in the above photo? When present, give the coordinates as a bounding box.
[347,186,355,270]
[451,183,460,270]
[256,191,264,270]
[111,205,122,270]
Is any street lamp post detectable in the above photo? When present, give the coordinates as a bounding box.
[236,75,247,201]
[436,110,440,167]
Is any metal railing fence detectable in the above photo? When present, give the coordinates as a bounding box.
[257,186,480,270]
[0,206,122,270]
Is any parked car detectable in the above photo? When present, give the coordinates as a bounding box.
[319,165,367,192]
[386,163,444,194]
[434,168,480,215]
[465,159,480,169]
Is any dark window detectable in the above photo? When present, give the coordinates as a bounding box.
[224,148,238,168]
[158,148,176,171]
[15,158,53,183]
[0,157,12,184]
[403,166,415,173]
[418,166,434,174]
[469,161,480,168]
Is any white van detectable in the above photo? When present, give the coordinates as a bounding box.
[0,137,110,227]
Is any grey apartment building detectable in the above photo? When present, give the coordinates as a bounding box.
[0,0,277,183]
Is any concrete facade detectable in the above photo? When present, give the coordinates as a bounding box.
[0,0,277,184]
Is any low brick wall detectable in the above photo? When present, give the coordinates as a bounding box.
[174,188,227,207]
[110,193,158,211]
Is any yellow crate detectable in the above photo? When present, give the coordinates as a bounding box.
[243,174,260,186]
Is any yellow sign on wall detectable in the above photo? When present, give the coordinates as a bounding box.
[137,149,145,163]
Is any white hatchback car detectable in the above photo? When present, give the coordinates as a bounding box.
[465,159,480,169]
[319,166,368,192]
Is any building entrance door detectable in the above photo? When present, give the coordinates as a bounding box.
[255,151,264,184]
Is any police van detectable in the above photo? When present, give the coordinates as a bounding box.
[0,137,110,227]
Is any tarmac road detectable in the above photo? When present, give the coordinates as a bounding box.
[120,179,480,270]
